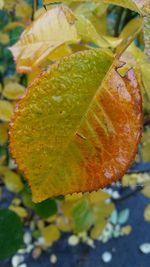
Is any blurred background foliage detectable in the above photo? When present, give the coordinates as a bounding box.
[0,0,150,266]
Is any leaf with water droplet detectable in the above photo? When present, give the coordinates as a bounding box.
[9,48,142,202]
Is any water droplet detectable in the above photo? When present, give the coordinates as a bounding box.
[52,96,62,103]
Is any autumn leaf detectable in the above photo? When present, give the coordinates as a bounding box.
[9,5,78,73]
[10,49,142,202]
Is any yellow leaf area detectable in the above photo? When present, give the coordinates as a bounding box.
[0,100,13,121]
[10,48,142,202]
[142,128,150,162]
[0,32,9,44]
[3,0,32,21]
[144,204,150,222]
[2,82,25,100]
[9,6,78,73]
[122,173,150,187]
[0,167,24,193]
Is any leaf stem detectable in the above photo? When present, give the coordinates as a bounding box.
[32,0,38,21]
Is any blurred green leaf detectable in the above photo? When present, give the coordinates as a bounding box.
[0,209,23,260]
[72,198,94,233]
[34,199,58,219]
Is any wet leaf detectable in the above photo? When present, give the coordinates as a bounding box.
[9,6,78,73]
[144,204,150,221]
[10,49,142,202]
[0,100,13,121]
[41,224,60,246]
[0,209,23,260]
[3,82,25,100]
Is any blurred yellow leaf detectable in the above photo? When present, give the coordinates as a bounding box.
[143,15,150,59]
[48,44,72,61]
[121,225,132,235]
[76,15,109,47]
[90,220,106,239]
[122,174,137,187]
[15,0,32,19]
[142,184,150,198]
[0,100,13,121]
[56,215,72,232]
[9,205,28,218]
[88,190,110,204]
[144,204,150,222]
[0,32,9,44]
[142,129,150,162]
[3,22,24,32]
[0,123,8,145]
[12,198,21,206]
[93,202,115,224]
[9,5,78,73]
[41,225,60,246]
[120,17,142,40]
[103,0,150,15]
[0,0,4,9]
[3,170,24,193]
[122,173,150,187]
[3,82,25,100]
